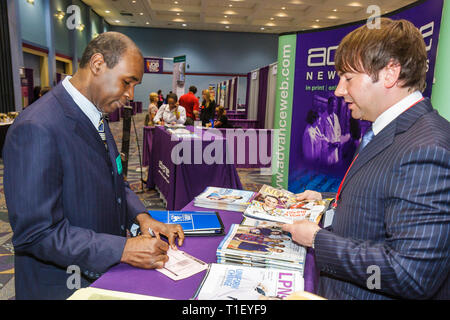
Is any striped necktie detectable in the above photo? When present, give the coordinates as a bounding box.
[98,117,108,150]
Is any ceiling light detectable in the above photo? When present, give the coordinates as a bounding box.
[270,17,274,20]
[26,0,35,4]
[132,0,136,3]
[182,23,187,27]
[347,2,362,6]
[115,20,120,23]
[327,15,338,19]
[54,10,65,20]
[312,25,320,28]
[224,15,228,18]
[315,19,320,22]
[281,7,286,10]
[260,27,265,30]
[177,13,180,15]
[105,10,110,13]
[225,26,230,29]
[175,1,179,4]
[229,4,233,7]
[333,9,338,12]
[139,12,144,15]
[76,23,85,31]
[146,22,150,25]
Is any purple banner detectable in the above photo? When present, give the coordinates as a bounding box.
[288,0,444,193]
[144,57,163,73]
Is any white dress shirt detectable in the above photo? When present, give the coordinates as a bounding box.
[153,104,186,125]
[372,91,423,136]
[62,76,103,130]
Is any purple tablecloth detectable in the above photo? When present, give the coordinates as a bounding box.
[91,200,319,299]
[142,126,154,167]
[229,119,259,129]
[108,108,120,122]
[146,126,243,210]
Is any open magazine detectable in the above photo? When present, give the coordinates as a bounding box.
[243,184,331,224]
[194,263,304,300]
[217,224,306,273]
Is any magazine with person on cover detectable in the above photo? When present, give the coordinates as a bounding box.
[216,224,306,271]
[193,263,304,300]
[194,187,257,212]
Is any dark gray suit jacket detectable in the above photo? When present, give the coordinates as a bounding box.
[3,83,147,299]
[315,98,449,299]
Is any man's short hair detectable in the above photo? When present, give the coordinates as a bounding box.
[189,86,197,94]
[335,18,427,92]
[79,32,136,69]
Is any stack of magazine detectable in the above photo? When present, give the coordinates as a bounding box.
[194,263,304,300]
[194,187,257,212]
[243,184,331,224]
[216,221,306,274]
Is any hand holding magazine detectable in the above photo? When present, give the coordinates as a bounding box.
[243,185,332,224]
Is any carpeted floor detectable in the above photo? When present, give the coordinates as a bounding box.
[0,110,270,300]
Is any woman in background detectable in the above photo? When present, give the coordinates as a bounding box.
[208,105,232,128]
[200,89,216,126]
[144,92,159,126]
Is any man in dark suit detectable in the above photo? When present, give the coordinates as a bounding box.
[283,18,449,299]
[3,32,184,299]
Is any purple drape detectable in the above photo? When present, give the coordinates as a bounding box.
[257,66,269,129]
[233,77,238,111]
[245,72,251,119]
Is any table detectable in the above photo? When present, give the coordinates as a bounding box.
[146,126,243,210]
[142,127,273,170]
[142,126,154,167]
[229,119,259,129]
[91,200,319,299]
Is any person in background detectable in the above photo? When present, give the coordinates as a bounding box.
[153,92,186,125]
[39,86,51,97]
[30,86,41,104]
[207,105,232,128]
[157,89,164,108]
[282,18,449,300]
[144,92,159,126]
[179,85,200,125]
[200,89,216,126]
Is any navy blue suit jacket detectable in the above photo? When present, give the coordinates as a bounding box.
[3,83,147,299]
[315,98,450,299]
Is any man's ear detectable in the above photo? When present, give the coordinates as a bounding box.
[383,60,402,89]
[89,53,106,76]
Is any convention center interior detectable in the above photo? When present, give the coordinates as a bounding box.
[0,0,448,303]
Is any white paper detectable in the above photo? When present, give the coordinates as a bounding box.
[156,248,208,281]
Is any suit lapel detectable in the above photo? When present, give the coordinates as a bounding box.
[52,83,111,165]
[340,98,433,193]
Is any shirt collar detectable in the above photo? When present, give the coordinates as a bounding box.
[62,76,103,129]
[372,90,423,136]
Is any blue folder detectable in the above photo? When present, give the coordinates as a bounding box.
[148,210,225,236]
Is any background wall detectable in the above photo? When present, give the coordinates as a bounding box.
[110,26,278,107]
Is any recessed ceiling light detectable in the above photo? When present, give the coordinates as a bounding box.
[229,4,232,7]
[260,27,265,30]
[327,15,338,19]
[182,23,187,26]
[132,0,136,3]
[105,10,110,13]
[139,12,144,15]
[270,17,274,20]
[315,19,320,22]
[115,20,120,23]
[177,12,180,15]
[225,25,230,29]
[333,9,337,12]
[146,22,149,25]
[281,7,286,10]
[174,1,179,4]
[224,15,228,18]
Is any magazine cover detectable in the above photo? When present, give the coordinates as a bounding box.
[217,224,306,265]
[195,187,257,212]
[194,263,304,300]
[243,199,330,224]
